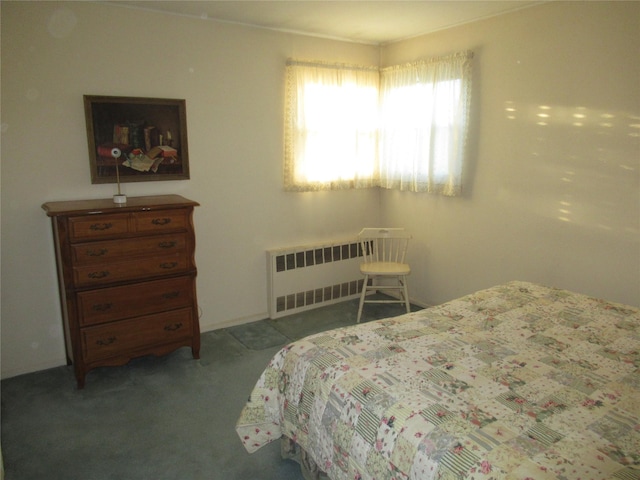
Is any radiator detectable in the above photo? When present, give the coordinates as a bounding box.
[267,239,364,319]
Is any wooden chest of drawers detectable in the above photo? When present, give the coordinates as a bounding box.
[42,195,200,388]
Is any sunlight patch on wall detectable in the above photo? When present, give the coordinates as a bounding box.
[503,101,640,139]
[499,101,639,233]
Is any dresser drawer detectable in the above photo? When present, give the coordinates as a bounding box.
[81,308,193,363]
[73,252,190,287]
[68,213,131,241]
[77,276,194,327]
[134,209,189,234]
[71,233,187,265]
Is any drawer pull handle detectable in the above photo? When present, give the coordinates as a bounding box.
[164,322,183,332]
[90,222,113,231]
[88,271,110,279]
[96,336,116,346]
[152,218,172,226]
[161,291,180,299]
[86,248,108,257]
[91,303,113,312]
[158,241,177,249]
[160,262,178,269]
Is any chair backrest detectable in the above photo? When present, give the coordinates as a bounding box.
[358,228,410,265]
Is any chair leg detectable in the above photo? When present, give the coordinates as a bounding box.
[402,276,410,314]
[357,275,368,323]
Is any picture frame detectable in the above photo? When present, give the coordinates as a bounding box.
[84,95,190,184]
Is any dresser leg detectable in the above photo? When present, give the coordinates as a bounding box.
[74,363,86,389]
[192,332,201,359]
[192,338,200,359]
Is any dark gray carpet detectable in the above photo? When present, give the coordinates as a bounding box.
[1,296,421,480]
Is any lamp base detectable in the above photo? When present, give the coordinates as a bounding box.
[113,194,127,204]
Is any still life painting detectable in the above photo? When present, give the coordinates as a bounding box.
[84,95,190,184]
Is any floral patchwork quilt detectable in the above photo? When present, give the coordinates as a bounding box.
[236,281,639,479]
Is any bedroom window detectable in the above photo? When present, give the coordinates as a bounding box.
[284,52,472,195]
[379,52,472,195]
[283,60,379,191]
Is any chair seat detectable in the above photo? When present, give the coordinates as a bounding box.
[360,262,411,276]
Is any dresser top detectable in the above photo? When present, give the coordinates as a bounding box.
[42,194,199,217]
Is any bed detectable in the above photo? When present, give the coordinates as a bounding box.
[236,281,639,479]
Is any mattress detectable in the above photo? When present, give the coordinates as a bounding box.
[236,281,639,479]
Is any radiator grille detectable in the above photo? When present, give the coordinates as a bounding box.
[267,240,364,319]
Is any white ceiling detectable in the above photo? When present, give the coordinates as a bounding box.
[107,1,542,45]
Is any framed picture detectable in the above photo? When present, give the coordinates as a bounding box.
[84,95,190,184]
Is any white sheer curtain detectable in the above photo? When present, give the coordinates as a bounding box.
[378,51,473,195]
[284,60,379,191]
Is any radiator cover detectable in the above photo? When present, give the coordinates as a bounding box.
[267,240,364,319]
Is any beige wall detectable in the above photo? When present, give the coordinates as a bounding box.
[1,1,638,379]
[0,1,380,378]
[381,1,640,306]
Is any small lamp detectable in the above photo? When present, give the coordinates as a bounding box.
[111,147,127,204]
